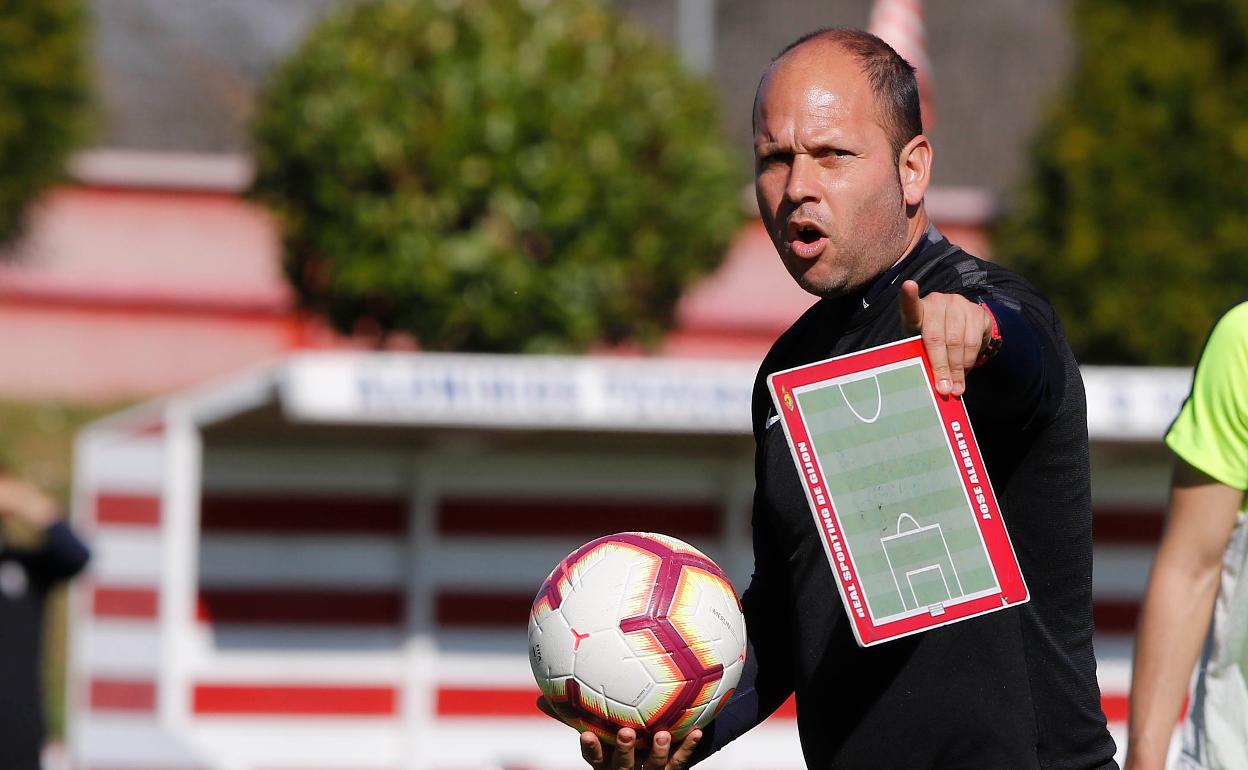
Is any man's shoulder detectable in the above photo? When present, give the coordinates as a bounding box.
[922,244,1052,307]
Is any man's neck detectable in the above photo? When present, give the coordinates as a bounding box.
[890,209,931,270]
[860,213,940,310]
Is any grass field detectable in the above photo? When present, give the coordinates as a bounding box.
[0,400,124,739]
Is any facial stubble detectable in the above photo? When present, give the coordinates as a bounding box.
[783,172,909,299]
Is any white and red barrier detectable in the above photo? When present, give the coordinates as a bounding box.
[68,353,1189,769]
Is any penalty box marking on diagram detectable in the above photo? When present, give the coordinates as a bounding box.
[880,513,965,616]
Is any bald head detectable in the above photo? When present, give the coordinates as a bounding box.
[755,28,922,159]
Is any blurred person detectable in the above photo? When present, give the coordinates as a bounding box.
[0,471,90,770]
[1126,299,1248,770]
[561,27,1116,769]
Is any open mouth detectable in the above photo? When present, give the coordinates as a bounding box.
[786,219,828,258]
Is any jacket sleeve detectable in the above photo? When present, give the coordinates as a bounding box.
[689,407,796,763]
[963,295,1066,432]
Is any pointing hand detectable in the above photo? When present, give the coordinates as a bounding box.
[899,280,993,397]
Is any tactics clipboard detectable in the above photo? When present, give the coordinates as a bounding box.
[767,336,1028,647]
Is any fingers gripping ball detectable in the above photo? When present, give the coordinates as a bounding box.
[528,532,747,746]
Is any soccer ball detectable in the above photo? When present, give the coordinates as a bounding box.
[528,532,747,745]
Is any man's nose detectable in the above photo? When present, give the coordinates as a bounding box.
[784,153,820,204]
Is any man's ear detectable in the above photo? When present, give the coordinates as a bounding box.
[898,134,932,207]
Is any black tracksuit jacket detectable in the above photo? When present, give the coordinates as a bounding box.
[692,235,1118,769]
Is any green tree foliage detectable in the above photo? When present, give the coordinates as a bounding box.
[994,0,1248,365]
[0,0,89,245]
[252,0,742,353]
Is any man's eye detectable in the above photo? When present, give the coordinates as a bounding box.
[759,153,791,166]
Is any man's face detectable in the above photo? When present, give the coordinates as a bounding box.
[754,46,910,298]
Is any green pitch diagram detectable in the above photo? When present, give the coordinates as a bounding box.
[794,361,999,622]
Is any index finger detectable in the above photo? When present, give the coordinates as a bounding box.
[900,280,924,333]
[920,298,953,396]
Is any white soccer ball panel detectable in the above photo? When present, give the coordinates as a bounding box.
[624,627,686,693]
[572,628,659,708]
[635,678,686,722]
[529,605,575,685]
[602,696,645,729]
[712,656,744,702]
[575,680,647,730]
[668,567,747,674]
[558,543,659,634]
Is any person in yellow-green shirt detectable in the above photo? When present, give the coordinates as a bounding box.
[1126,299,1248,770]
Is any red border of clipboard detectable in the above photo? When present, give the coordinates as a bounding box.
[767,336,1028,646]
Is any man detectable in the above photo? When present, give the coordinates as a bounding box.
[571,28,1117,769]
[0,471,90,770]
[1125,299,1248,770]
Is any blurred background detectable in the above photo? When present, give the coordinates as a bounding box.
[1,0,1243,768]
